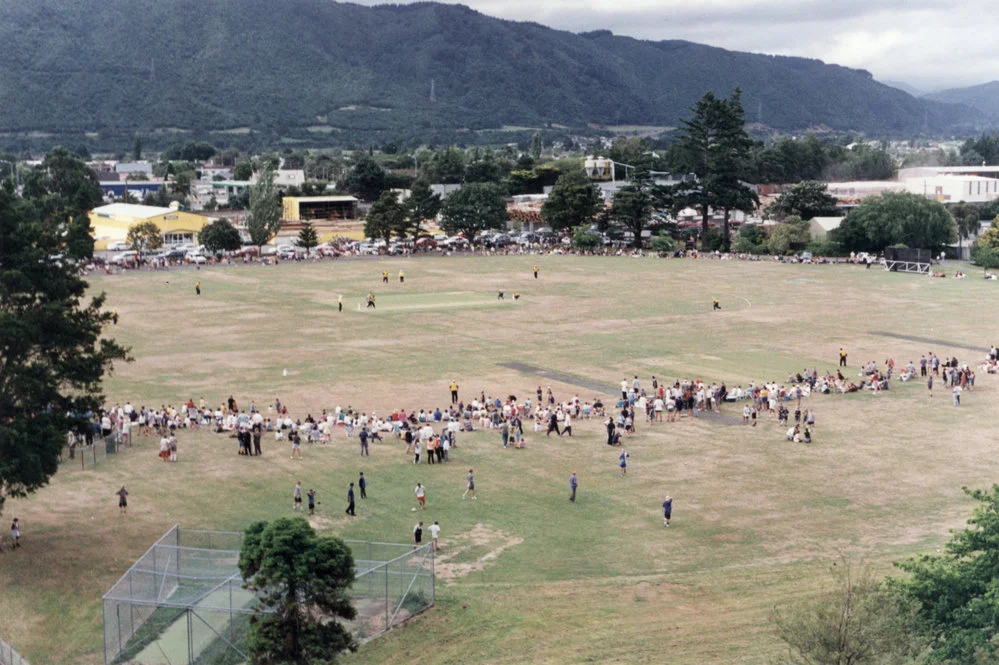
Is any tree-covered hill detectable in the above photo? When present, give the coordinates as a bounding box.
[925,81,999,119]
[0,0,982,141]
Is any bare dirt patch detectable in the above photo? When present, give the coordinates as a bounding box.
[434,523,524,582]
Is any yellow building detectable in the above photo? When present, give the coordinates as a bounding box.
[281,195,358,221]
[89,203,210,248]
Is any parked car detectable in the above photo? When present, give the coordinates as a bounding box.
[315,242,342,258]
[484,233,514,249]
[185,251,207,264]
[109,251,139,265]
[107,240,131,252]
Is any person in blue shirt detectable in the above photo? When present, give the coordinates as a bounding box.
[569,472,578,503]
[662,496,672,527]
[358,472,367,499]
[619,451,629,475]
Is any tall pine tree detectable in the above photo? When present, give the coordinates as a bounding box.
[671,90,757,250]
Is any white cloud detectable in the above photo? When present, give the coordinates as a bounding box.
[355,0,999,91]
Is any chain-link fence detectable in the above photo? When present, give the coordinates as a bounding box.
[60,433,112,470]
[344,541,436,642]
[0,638,30,665]
[103,527,435,664]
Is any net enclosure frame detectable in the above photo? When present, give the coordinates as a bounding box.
[102,525,435,665]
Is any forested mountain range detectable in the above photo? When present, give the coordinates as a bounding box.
[925,82,999,119]
[0,0,984,146]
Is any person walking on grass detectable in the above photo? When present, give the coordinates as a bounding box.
[839,347,848,367]
[415,483,426,509]
[399,270,405,283]
[10,518,20,549]
[195,280,201,296]
[307,489,316,516]
[662,495,673,527]
[293,481,303,512]
[928,373,934,398]
[546,411,560,437]
[533,265,539,279]
[359,426,370,456]
[619,451,629,475]
[338,294,343,312]
[116,486,129,515]
[429,521,441,552]
[345,482,356,516]
[500,419,510,448]
[382,271,389,284]
[463,469,476,500]
[413,521,423,549]
[953,384,962,407]
[450,380,459,404]
[569,472,578,503]
[359,472,367,499]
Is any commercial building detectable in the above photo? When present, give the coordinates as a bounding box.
[281,195,358,221]
[89,202,210,247]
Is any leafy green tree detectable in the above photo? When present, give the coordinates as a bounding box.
[891,485,999,663]
[297,221,319,254]
[427,147,466,185]
[282,151,306,170]
[199,219,242,255]
[163,141,217,163]
[239,517,357,665]
[126,221,163,253]
[404,180,442,239]
[611,181,652,248]
[22,147,104,260]
[541,171,601,232]
[0,184,129,515]
[971,223,999,271]
[649,233,677,255]
[951,202,981,255]
[766,217,810,255]
[831,192,956,253]
[343,155,388,202]
[768,181,839,221]
[747,135,830,184]
[465,148,502,184]
[439,182,508,242]
[299,180,328,197]
[170,170,193,198]
[733,224,767,253]
[571,227,602,251]
[772,558,925,665]
[365,191,406,245]
[233,160,254,181]
[247,166,283,250]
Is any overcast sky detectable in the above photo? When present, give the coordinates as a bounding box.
[357,0,994,93]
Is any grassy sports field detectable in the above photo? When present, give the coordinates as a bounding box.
[2,254,998,665]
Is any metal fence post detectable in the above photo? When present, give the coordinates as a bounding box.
[384,563,390,632]
[128,571,134,634]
